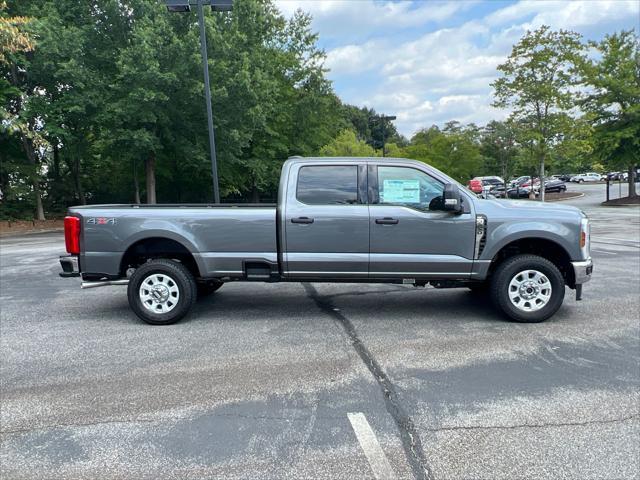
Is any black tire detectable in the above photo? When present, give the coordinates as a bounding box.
[489,254,565,323]
[197,280,224,298]
[127,259,197,325]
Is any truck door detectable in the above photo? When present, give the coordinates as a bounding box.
[283,163,369,278]
[368,164,475,278]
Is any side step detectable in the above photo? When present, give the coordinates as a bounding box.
[81,279,129,289]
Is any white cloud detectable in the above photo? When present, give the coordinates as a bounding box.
[278,0,640,137]
[276,0,477,41]
[485,0,638,29]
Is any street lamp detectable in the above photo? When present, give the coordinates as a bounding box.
[165,0,233,203]
[370,114,396,157]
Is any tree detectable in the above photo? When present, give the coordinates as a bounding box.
[0,1,47,219]
[492,25,585,201]
[319,129,379,157]
[480,121,519,182]
[580,30,639,198]
[0,1,33,64]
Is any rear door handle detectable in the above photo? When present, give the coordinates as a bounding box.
[375,217,399,225]
[291,216,314,224]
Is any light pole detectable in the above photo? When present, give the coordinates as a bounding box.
[370,114,396,157]
[166,0,232,203]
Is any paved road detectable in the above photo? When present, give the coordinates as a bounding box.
[1,183,639,479]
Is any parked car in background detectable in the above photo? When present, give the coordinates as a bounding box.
[468,176,505,195]
[510,176,533,188]
[488,185,506,198]
[558,174,575,182]
[570,172,601,183]
[506,186,534,198]
[607,171,628,181]
[468,178,483,193]
[543,177,567,193]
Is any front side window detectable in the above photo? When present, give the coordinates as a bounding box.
[296,165,359,205]
[377,166,444,211]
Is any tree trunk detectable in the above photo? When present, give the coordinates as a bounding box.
[20,135,45,220]
[145,152,156,204]
[629,165,637,198]
[539,156,545,202]
[133,159,141,204]
[52,143,61,181]
[73,155,86,205]
[251,184,260,203]
[34,181,45,221]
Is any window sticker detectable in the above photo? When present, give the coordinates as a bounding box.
[381,179,420,203]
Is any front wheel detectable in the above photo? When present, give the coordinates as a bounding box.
[490,254,565,323]
[127,259,197,325]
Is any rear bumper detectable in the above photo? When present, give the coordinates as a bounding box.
[571,258,593,285]
[59,255,80,277]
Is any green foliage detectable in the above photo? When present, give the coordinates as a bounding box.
[492,26,589,192]
[579,30,639,196]
[319,129,379,157]
[480,120,518,179]
[1,5,637,217]
[1,0,351,215]
[378,123,483,182]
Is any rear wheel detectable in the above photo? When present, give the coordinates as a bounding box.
[490,254,565,323]
[128,259,197,325]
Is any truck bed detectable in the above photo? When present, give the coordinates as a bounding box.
[70,204,278,280]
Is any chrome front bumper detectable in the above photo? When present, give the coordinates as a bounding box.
[572,258,593,285]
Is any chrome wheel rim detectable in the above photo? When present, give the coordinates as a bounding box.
[139,273,180,314]
[508,269,552,312]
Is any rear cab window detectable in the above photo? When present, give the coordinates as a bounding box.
[296,165,359,205]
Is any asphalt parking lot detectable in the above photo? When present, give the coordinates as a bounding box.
[1,183,639,480]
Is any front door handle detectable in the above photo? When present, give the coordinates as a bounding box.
[291,216,314,224]
[375,217,399,225]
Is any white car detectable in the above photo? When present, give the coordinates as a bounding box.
[570,172,601,183]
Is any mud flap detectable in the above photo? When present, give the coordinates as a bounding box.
[575,284,582,301]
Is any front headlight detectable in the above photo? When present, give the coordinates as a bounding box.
[580,217,590,259]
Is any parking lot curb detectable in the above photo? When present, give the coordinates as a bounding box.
[547,193,584,202]
[600,203,640,207]
[0,228,64,238]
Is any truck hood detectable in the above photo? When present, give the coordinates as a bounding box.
[476,198,584,219]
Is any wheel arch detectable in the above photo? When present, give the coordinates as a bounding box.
[487,237,575,287]
[120,236,203,278]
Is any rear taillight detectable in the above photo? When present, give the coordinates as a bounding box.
[64,216,81,254]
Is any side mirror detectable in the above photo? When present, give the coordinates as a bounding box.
[443,183,463,213]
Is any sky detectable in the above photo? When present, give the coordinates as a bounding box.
[275,0,640,138]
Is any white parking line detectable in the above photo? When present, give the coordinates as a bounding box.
[347,412,397,480]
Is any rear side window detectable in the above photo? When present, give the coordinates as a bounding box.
[296,166,359,205]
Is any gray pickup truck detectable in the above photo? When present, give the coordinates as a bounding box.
[60,157,592,325]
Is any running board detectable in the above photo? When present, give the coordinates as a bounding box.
[81,279,129,289]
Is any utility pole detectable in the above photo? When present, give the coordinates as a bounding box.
[370,114,396,157]
[165,0,232,203]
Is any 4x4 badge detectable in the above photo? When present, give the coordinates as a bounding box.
[87,217,116,225]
